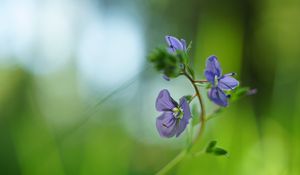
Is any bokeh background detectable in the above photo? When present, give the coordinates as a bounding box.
[1,0,300,174]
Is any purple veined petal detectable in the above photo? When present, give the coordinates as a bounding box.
[204,71,216,84]
[179,97,191,122]
[156,112,177,138]
[218,75,239,90]
[208,87,228,107]
[167,47,174,54]
[175,119,188,137]
[204,55,222,82]
[155,89,178,112]
[174,97,191,137]
[165,35,184,52]
[180,39,187,51]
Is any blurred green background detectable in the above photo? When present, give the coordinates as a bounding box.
[1,0,300,174]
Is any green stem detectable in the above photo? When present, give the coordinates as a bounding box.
[188,93,197,104]
[155,150,187,175]
[193,80,208,83]
[155,70,207,175]
[183,71,206,148]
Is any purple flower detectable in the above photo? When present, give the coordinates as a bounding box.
[205,56,239,107]
[155,89,191,138]
[165,35,187,54]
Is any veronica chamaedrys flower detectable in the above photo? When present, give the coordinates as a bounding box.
[165,35,187,54]
[155,89,191,138]
[205,55,239,107]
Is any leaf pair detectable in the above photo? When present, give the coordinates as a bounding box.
[205,140,228,156]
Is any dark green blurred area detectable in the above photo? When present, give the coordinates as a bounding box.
[1,0,300,174]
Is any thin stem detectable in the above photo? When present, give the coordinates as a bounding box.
[205,108,222,122]
[188,93,197,104]
[183,71,206,145]
[155,150,187,175]
[193,80,208,83]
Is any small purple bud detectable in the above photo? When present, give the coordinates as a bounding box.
[165,35,186,54]
[162,75,170,81]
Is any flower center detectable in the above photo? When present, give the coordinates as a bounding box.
[172,107,184,119]
[214,75,219,87]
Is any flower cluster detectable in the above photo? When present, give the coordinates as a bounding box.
[149,35,255,174]
[150,35,253,138]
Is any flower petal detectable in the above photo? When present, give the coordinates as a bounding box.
[218,76,239,90]
[176,119,188,137]
[165,35,184,53]
[208,87,228,107]
[179,97,191,122]
[155,89,177,111]
[204,55,222,83]
[156,112,177,138]
[180,39,187,51]
[204,71,216,85]
[173,97,191,137]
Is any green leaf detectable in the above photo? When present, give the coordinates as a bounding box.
[204,141,228,156]
[234,87,250,97]
[184,95,193,103]
[212,147,228,156]
[228,86,255,102]
[205,140,217,153]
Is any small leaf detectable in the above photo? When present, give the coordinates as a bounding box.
[228,86,256,102]
[184,95,193,103]
[235,87,250,97]
[204,141,228,156]
[212,147,228,156]
[186,41,192,52]
[205,140,217,153]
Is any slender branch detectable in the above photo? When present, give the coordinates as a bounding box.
[155,150,187,175]
[183,71,206,145]
[205,108,222,122]
[188,93,197,104]
[193,80,208,83]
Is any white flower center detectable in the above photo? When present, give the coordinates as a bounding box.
[214,75,219,87]
[172,107,184,119]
